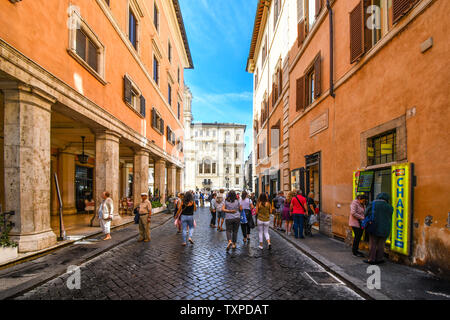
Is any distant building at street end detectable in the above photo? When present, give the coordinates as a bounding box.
[183,89,246,192]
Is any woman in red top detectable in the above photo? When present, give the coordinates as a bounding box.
[290,190,307,239]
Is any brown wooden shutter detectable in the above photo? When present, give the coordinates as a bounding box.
[316,0,323,17]
[140,95,146,117]
[160,118,164,134]
[123,76,132,104]
[314,54,321,98]
[349,1,365,64]
[297,20,305,47]
[393,0,415,24]
[151,108,157,128]
[296,76,305,111]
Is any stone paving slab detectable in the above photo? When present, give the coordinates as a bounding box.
[13,207,364,300]
[269,219,450,300]
[0,211,173,300]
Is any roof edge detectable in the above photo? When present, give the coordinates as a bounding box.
[172,0,194,69]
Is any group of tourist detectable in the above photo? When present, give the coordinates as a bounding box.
[96,185,393,266]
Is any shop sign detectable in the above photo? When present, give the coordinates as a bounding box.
[391,163,411,256]
[367,147,374,157]
[357,171,374,193]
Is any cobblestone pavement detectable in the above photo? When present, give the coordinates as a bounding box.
[16,207,364,300]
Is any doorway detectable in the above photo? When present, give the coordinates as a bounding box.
[306,152,321,230]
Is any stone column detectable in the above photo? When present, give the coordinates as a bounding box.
[176,168,183,193]
[154,158,166,204]
[133,148,150,206]
[167,165,177,197]
[58,152,77,215]
[94,130,120,225]
[3,84,57,252]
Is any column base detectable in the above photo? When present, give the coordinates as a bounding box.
[11,229,57,253]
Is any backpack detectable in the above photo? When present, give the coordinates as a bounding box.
[361,201,376,234]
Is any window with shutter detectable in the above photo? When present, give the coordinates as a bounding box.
[349,1,365,63]
[296,76,305,111]
[140,96,146,117]
[393,0,416,24]
[314,54,321,98]
[123,76,132,104]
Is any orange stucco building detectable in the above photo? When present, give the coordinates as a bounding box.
[0,0,193,253]
[249,0,449,275]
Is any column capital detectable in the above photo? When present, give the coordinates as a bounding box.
[2,82,57,111]
[94,130,121,142]
[132,146,151,156]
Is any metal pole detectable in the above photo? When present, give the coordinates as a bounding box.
[54,173,66,241]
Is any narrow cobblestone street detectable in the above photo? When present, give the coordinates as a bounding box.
[16,207,363,300]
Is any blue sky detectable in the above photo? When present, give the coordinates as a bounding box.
[179,0,257,160]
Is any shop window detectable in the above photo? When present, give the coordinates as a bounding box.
[367,130,397,166]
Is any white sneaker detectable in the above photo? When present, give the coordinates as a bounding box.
[258,245,263,250]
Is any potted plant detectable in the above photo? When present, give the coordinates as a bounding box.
[0,211,18,264]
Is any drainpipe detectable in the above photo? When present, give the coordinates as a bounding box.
[327,0,335,98]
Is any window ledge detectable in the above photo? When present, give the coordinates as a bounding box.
[124,101,145,119]
[151,126,164,135]
[67,49,107,86]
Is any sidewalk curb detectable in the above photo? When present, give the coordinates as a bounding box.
[0,210,170,270]
[0,212,173,300]
[270,226,391,300]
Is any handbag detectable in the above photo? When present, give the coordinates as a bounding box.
[309,214,318,225]
[251,208,257,216]
[240,210,248,224]
[361,202,376,234]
